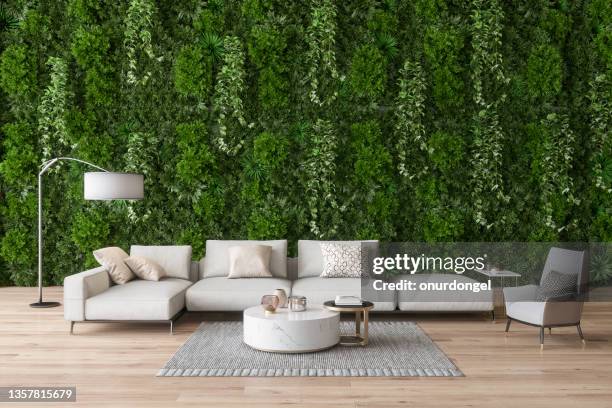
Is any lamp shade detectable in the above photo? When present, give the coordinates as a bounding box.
[84,172,144,200]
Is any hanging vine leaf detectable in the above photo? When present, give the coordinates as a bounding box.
[302,119,339,238]
[38,57,71,161]
[124,0,157,86]
[213,36,251,156]
[469,0,510,230]
[305,0,340,107]
[394,59,427,179]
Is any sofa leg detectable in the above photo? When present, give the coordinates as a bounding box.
[549,327,552,335]
[70,321,75,335]
[169,320,174,335]
[577,323,585,343]
[505,319,511,333]
[491,310,495,321]
[540,327,545,350]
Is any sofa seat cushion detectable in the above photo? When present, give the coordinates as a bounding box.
[85,278,192,321]
[186,277,291,311]
[291,277,396,312]
[396,273,493,312]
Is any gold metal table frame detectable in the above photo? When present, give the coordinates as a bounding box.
[323,300,374,346]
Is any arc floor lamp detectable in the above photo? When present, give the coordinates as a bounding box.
[30,157,144,308]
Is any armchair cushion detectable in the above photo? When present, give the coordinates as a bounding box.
[505,301,545,326]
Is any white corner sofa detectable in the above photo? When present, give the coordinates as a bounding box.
[64,240,493,333]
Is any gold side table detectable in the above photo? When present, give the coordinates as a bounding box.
[323,300,374,346]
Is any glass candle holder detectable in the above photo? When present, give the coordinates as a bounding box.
[261,295,280,314]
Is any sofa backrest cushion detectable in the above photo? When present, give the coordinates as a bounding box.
[297,240,378,279]
[130,245,192,280]
[202,240,288,279]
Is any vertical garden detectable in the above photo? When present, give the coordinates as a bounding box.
[0,0,610,286]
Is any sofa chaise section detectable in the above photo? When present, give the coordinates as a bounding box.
[64,245,196,333]
[85,278,192,320]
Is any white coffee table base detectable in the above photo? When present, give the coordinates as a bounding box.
[243,306,340,353]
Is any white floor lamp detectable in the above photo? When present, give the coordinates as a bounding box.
[30,157,144,308]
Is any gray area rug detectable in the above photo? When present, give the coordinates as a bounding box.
[158,321,462,377]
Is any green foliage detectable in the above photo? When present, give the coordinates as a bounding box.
[529,113,579,238]
[0,0,609,286]
[349,44,386,99]
[71,25,115,106]
[424,26,464,109]
[527,45,563,100]
[124,0,156,86]
[253,131,289,172]
[394,59,427,178]
[70,207,111,267]
[176,121,215,191]
[302,120,339,238]
[0,45,36,98]
[247,20,289,110]
[0,123,37,190]
[428,131,465,176]
[349,121,397,239]
[213,36,250,155]
[71,26,110,67]
[588,73,612,194]
[38,57,71,161]
[305,0,339,107]
[174,45,213,98]
[247,200,288,240]
[0,4,19,32]
[469,0,509,231]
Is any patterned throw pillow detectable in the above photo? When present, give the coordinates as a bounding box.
[320,243,362,278]
[536,269,577,301]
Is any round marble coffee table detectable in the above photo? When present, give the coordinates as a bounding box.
[243,306,340,353]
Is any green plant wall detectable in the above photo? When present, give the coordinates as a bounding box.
[0,0,610,286]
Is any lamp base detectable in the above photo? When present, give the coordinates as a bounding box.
[30,301,61,308]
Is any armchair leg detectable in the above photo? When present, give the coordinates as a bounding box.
[491,310,495,321]
[540,327,544,350]
[548,327,552,335]
[577,323,585,343]
[169,320,174,335]
[70,321,75,335]
[505,319,511,333]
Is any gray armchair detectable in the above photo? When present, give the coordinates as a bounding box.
[503,247,589,348]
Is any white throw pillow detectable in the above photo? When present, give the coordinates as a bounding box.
[227,245,273,278]
[203,240,287,278]
[93,247,134,285]
[124,255,167,281]
[320,243,362,278]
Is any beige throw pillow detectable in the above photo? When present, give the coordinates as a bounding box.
[227,245,273,278]
[124,255,167,281]
[93,247,134,285]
